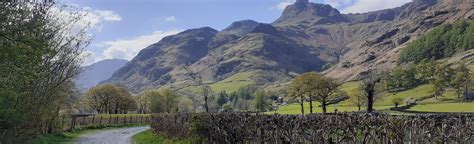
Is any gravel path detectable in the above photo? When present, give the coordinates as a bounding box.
[73,126,150,144]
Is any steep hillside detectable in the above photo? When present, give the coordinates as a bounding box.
[105,0,474,92]
[75,59,128,91]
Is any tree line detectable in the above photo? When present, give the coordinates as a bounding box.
[399,20,474,63]
[385,59,471,99]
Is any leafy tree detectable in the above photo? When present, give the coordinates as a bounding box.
[311,74,341,114]
[160,89,180,113]
[349,89,366,111]
[451,63,471,99]
[432,64,454,98]
[216,91,229,107]
[254,90,271,112]
[288,73,307,115]
[0,3,90,142]
[415,59,437,83]
[392,98,403,108]
[84,84,135,114]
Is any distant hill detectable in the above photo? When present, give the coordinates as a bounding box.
[76,59,128,91]
[104,0,473,93]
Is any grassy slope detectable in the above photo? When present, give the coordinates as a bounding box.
[407,65,474,112]
[209,71,256,92]
[132,130,190,144]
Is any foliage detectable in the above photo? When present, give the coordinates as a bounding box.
[451,63,471,99]
[392,98,403,108]
[399,20,474,63]
[148,89,181,113]
[0,3,90,142]
[152,113,474,143]
[84,84,136,114]
[132,130,190,144]
[361,75,383,112]
[348,88,366,110]
[216,91,228,107]
[253,91,271,112]
[431,64,455,98]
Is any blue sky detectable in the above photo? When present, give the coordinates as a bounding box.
[60,0,412,66]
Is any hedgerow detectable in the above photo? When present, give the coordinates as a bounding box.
[151,113,474,143]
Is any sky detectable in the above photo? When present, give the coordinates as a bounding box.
[60,0,412,66]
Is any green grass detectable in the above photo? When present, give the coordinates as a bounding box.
[30,128,100,144]
[270,102,392,114]
[132,130,190,144]
[376,84,435,106]
[209,71,257,92]
[409,103,474,112]
[95,114,150,118]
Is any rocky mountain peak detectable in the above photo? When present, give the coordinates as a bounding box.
[249,23,282,37]
[222,20,259,36]
[274,0,347,25]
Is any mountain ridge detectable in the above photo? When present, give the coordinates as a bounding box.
[104,0,473,92]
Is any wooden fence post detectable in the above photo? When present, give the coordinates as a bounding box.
[82,116,86,126]
[69,116,76,130]
[92,115,95,125]
[124,116,127,124]
[99,115,103,124]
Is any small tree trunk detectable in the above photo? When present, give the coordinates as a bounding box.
[367,92,374,113]
[204,95,209,113]
[322,103,327,114]
[358,105,361,111]
[309,95,313,114]
[300,95,305,115]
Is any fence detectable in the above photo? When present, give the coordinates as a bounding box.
[59,114,150,130]
[151,113,474,143]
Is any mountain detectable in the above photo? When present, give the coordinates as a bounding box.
[76,59,128,91]
[104,0,473,92]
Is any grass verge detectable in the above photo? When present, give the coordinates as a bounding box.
[132,130,190,144]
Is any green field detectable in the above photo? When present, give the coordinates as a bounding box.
[274,80,473,114]
[270,102,392,114]
[132,130,190,144]
[376,84,435,106]
[409,103,474,112]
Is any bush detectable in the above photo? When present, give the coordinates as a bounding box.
[151,113,474,143]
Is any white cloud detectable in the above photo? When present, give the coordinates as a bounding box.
[80,8,122,29]
[341,0,412,14]
[323,0,352,9]
[49,6,122,32]
[274,0,411,14]
[81,50,98,66]
[164,16,177,22]
[93,30,182,62]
